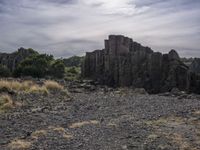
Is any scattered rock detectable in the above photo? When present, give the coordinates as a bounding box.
[171,88,181,96]
[133,88,148,95]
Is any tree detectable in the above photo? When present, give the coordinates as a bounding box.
[50,60,65,78]
[63,56,84,67]
[14,54,53,78]
[0,65,11,77]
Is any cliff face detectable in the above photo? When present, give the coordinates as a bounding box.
[0,48,37,71]
[82,35,200,94]
[190,58,200,74]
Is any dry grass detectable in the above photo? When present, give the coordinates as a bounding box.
[20,81,34,91]
[69,120,99,128]
[29,85,49,95]
[146,113,200,150]
[107,122,118,128]
[147,134,159,141]
[162,133,198,150]
[0,94,14,112]
[48,126,73,139]
[31,130,47,139]
[53,127,66,132]
[193,110,200,115]
[8,139,31,150]
[146,116,186,127]
[0,80,66,95]
[63,133,73,139]
[0,80,21,91]
[0,80,36,92]
[44,80,64,91]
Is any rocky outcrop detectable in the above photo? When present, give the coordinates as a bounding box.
[189,58,200,74]
[0,48,37,71]
[82,35,200,94]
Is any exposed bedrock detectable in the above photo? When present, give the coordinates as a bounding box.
[82,35,200,94]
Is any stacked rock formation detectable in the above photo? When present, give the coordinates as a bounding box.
[0,47,36,71]
[190,58,200,75]
[82,35,200,94]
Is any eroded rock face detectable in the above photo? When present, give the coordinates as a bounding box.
[82,35,200,94]
[189,58,200,74]
[0,48,36,71]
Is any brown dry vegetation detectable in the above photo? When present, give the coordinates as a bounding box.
[0,94,14,113]
[44,80,64,91]
[69,120,100,128]
[8,139,31,150]
[31,130,47,139]
[145,112,200,150]
[0,80,67,95]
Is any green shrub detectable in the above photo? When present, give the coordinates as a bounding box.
[14,54,53,78]
[63,56,84,67]
[50,60,65,78]
[67,67,78,74]
[0,65,11,77]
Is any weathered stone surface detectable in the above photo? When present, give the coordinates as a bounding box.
[0,48,36,71]
[82,35,200,94]
[189,58,200,74]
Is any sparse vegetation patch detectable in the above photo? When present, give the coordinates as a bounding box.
[0,80,68,95]
[8,139,31,150]
[0,94,14,113]
[44,80,64,91]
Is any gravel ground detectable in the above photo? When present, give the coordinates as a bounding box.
[0,88,200,150]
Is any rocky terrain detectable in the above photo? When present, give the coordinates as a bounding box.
[0,80,200,150]
[0,35,200,150]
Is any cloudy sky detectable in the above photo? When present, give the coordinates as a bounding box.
[0,0,200,58]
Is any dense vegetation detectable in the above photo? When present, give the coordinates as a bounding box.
[0,65,11,77]
[63,56,84,67]
[61,56,83,81]
[14,54,65,78]
[0,48,82,80]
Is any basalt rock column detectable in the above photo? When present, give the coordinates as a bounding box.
[82,35,200,94]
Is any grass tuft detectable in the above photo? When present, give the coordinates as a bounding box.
[69,120,99,128]
[44,80,64,91]
[29,85,49,95]
[0,94,14,112]
[31,130,47,139]
[8,139,31,150]
[0,80,68,95]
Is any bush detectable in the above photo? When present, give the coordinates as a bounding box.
[67,67,78,74]
[63,56,84,67]
[0,65,11,77]
[50,60,65,78]
[14,54,53,78]
[14,53,66,79]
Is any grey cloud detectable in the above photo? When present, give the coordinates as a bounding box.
[0,0,199,58]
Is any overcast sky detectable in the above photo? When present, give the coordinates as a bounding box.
[0,0,200,58]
